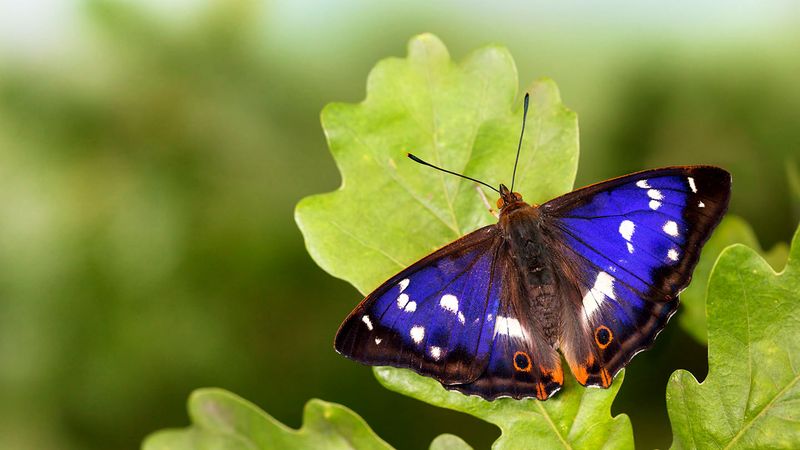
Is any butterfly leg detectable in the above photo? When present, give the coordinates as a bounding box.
[475,185,500,218]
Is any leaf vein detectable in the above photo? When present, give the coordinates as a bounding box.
[330,221,406,269]
[535,402,573,450]
[338,120,460,235]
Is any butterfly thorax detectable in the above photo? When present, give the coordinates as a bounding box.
[497,185,551,285]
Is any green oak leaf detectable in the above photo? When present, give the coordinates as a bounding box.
[376,366,632,449]
[295,33,578,296]
[667,223,800,449]
[679,215,788,344]
[295,33,632,449]
[141,388,392,450]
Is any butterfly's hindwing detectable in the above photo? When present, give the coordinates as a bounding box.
[447,246,564,400]
[541,166,730,385]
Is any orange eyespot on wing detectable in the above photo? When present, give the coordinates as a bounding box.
[513,351,532,372]
[594,325,613,349]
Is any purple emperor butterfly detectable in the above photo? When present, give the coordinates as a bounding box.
[335,94,730,400]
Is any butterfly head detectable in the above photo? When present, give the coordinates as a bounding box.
[497,184,524,211]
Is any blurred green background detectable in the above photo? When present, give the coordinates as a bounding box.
[0,1,798,449]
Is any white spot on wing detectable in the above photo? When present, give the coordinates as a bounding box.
[698,201,705,208]
[362,315,373,330]
[457,311,465,325]
[594,272,617,300]
[404,301,417,313]
[398,278,410,292]
[663,220,679,237]
[582,271,617,317]
[494,316,525,338]
[619,220,635,241]
[687,177,697,193]
[375,338,382,345]
[582,291,603,317]
[619,220,636,254]
[439,294,459,313]
[668,248,679,261]
[648,189,664,200]
[636,180,651,189]
[429,346,442,360]
[410,325,425,344]
[396,293,409,309]
[649,200,662,210]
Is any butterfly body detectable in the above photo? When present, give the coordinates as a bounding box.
[495,190,561,346]
[336,166,730,400]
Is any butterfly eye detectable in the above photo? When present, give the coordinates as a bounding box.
[496,198,505,209]
[513,192,523,200]
[594,325,613,349]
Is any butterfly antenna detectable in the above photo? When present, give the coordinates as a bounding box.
[407,153,500,194]
[510,92,530,193]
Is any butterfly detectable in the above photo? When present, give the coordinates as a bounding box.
[334,93,731,400]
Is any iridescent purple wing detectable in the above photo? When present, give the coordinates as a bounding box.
[335,225,504,384]
[335,225,563,399]
[540,166,731,387]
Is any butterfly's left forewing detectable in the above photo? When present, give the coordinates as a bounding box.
[540,166,731,386]
[335,225,504,384]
